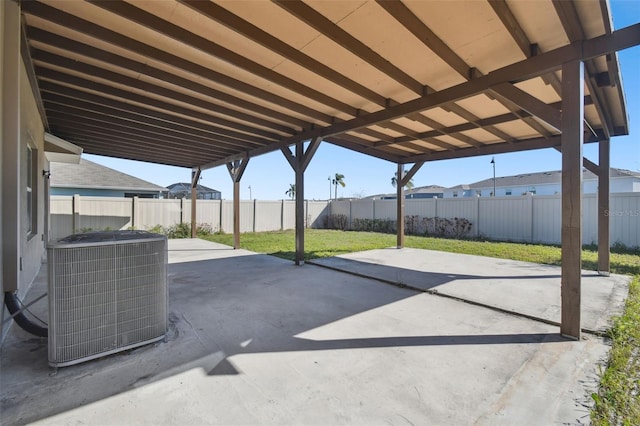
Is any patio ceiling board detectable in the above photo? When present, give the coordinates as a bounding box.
[20,1,635,170]
[32,50,297,137]
[37,81,277,151]
[35,69,278,146]
[42,105,245,156]
[47,124,229,162]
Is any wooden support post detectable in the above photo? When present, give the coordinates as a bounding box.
[190,167,201,238]
[226,158,249,249]
[598,139,610,275]
[560,60,584,340]
[396,163,405,248]
[295,141,304,265]
[282,137,321,265]
[233,177,240,247]
[396,161,423,249]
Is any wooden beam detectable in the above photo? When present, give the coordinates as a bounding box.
[180,0,387,108]
[490,83,562,131]
[295,141,305,265]
[281,138,321,265]
[598,139,611,275]
[33,48,296,136]
[21,4,335,124]
[39,81,264,152]
[89,0,359,117]
[488,0,563,94]
[300,137,322,172]
[560,60,584,340]
[43,104,242,156]
[274,0,424,95]
[36,66,280,143]
[227,158,249,249]
[400,162,425,187]
[27,26,310,130]
[396,163,405,248]
[375,0,470,79]
[51,133,203,167]
[553,0,616,139]
[269,23,640,148]
[49,118,228,158]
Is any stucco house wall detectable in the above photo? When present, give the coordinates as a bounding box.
[1,1,48,343]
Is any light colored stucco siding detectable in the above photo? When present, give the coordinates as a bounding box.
[19,58,45,291]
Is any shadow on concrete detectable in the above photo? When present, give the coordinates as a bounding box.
[0,247,608,425]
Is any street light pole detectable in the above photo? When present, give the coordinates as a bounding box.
[248,185,252,200]
[328,176,331,200]
[490,157,496,196]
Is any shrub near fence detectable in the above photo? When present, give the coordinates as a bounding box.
[49,193,640,248]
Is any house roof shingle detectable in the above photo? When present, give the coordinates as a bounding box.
[457,168,640,190]
[50,158,167,192]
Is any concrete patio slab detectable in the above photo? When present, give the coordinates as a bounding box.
[310,248,630,334]
[0,239,629,425]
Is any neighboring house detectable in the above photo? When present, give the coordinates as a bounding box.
[50,159,168,198]
[443,168,640,198]
[167,182,221,200]
[367,185,445,200]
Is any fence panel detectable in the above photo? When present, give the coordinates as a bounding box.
[137,199,182,230]
[282,201,296,230]
[406,199,436,218]
[583,194,598,245]
[351,200,374,220]
[330,200,351,217]
[610,193,640,248]
[76,196,132,233]
[532,196,561,244]
[307,201,329,228]
[48,194,640,248]
[50,196,73,240]
[478,196,532,242]
[220,201,234,233]
[374,200,396,219]
[255,201,282,231]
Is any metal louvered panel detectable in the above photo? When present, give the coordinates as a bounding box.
[48,232,167,367]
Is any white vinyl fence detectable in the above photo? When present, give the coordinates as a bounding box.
[49,193,640,248]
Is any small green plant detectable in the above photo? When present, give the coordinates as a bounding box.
[591,275,640,425]
[324,214,349,230]
[351,218,396,234]
[166,222,191,238]
[146,224,165,234]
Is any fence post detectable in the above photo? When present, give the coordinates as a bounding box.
[253,198,256,232]
[373,199,376,220]
[72,194,80,233]
[475,196,480,238]
[132,196,139,230]
[281,199,284,231]
[349,200,353,229]
[180,198,185,224]
[529,194,534,242]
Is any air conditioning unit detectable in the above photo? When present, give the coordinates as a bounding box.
[47,231,167,367]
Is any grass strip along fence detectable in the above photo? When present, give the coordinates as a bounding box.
[202,229,639,425]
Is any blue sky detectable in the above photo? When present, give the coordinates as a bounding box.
[84,1,640,201]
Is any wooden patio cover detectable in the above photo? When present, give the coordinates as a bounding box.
[20,0,640,338]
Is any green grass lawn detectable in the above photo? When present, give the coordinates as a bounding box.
[201,229,639,424]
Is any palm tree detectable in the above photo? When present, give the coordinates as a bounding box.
[332,173,346,199]
[391,170,415,190]
[285,183,296,200]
